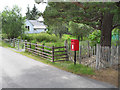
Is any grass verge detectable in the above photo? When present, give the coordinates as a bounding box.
[17,51,95,75]
[0,40,12,47]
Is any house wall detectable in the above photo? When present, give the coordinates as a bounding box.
[25,20,46,34]
[25,20,34,34]
[32,28,46,33]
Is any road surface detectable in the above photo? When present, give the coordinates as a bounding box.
[0,46,116,88]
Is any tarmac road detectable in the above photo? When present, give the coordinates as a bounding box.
[0,46,116,88]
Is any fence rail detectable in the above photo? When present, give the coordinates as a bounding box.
[67,40,119,70]
[3,38,119,70]
[3,38,69,62]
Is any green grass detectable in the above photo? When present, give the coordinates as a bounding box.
[0,41,12,47]
[17,51,95,75]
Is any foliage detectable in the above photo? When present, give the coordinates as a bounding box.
[0,12,2,34]
[69,21,94,41]
[88,30,101,46]
[0,41,12,47]
[112,28,120,36]
[22,33,60,42]
[49,23,68,38]
[26,4,39,20]
[26,5,31,20]
[2,6,25,39]
[43,2,120,46]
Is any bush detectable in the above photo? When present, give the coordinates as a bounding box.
[88,30,101,46]
[23,33,59,42]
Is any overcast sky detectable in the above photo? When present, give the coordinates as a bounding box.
[0,0,47,16]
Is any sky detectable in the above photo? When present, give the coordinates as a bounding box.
[0,0,47,16]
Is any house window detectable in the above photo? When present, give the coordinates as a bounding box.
[25,26,30,31]
[28,26,29,30]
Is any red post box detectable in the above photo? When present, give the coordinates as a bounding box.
[71,39,79,51]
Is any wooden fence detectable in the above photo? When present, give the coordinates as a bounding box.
[96,44,119,69]
[4,38,25,50]
[25,40,69,62]
[3,38,119,69]
[67,40,119,69]
[3,38,69,62]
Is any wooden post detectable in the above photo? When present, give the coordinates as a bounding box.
[118,45,120,66]
[42,44,44,57]
[35,42,37,55]
[52,46,54,62]
[74,51,76,65]
[25,40,27,51]
[13,38,15,47]
[110,46,113,66]
[79,45,82,64]
[88,41,90,57]
[29,42,31,52]
[96,44,100,69]
[117,46,119,65]
[18,39,19,50]
[64,40,69,61]
[22,40,24,49]
[10,38,12,46]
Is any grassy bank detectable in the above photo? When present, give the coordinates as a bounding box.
[18,51,95,75]
[0,40,12,47]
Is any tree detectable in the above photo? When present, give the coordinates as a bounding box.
[25,4,39,20]
[0,12,2,34]
[30,4,39,20]
[43,2,120,46]
[2,6,25,39]
[50,23,68,38]
[26,5,32,20]
[69,21,93,41]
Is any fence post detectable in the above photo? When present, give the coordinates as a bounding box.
[35,42,37,54]
[110,46,113,66]
[79,45,82,64]
[18,39,19,50]
[96,44,100,69]
[10,38,12,46]
[29,42,31,52]
[25,40,27,51]
[13,38,15,47]
[64,40,69,61]
[117,46,119,65]
[52,46,54,62]
[42,44,44,57]
[88,41,90,57]
[118,45,120,66]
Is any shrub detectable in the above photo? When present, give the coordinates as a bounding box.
[23,33,59,42]
[88,30,101,46]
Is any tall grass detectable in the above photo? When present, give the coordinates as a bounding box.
[22,33,60,43]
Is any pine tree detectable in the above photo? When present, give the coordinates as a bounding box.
[30,4,39,20]
[26,5,32,20]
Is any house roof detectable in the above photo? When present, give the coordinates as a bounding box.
[26,19,47,29]
[37,16,44,21]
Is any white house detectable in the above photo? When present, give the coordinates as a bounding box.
[25,17,47,34]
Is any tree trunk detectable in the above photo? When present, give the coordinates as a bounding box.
[100,13,114,47]
[59,33,62,39]
[78,36,80,41]
[81,35,83,41]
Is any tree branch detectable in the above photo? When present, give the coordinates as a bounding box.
[72,2,88,10]
[112,24,120,29]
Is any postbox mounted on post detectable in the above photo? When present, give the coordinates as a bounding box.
[71,39,79,65]
[71,39,79,51]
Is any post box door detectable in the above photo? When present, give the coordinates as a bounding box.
[71,39,79,51]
